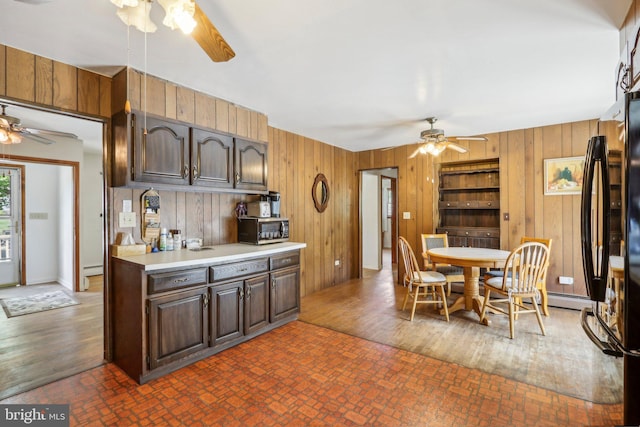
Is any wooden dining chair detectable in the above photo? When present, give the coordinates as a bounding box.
[421,233,464,296]
[483,236,553,316]
[479,241,550,339]
[398,236,449,322]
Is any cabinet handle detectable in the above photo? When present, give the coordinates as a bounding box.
[246,287,251,298]
[172,277,189,284]
[203,293,209,307]
[235,172,240,184]
[446,202,451,207]
[239,288,244,300]
[465,231,469,235]
[192,166,199,181]
[271,279,276,289]
[487,202,492,206]
[182,165,189,179]
[466,202,471,207]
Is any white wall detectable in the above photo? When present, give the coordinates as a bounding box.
[82,152,104,274]
[362,172,381,270]
[24,163,60,285]
[58,166,74,290]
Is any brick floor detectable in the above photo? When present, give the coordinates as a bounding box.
[0,321,622,426]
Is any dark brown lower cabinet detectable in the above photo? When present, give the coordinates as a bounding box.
[270,267,300,322]
[147,287,209,369]
[244,275,270,335]
[111,249,301,384]
[210,280,244,346]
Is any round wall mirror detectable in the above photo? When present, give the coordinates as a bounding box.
[312,173,330,213]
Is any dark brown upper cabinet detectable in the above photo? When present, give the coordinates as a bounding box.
[133,114,190,186]
[234,138,268,191]
[110,111,268,193]
[191,127,234,188]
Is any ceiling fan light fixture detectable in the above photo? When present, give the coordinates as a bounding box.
[0,127,8,143]
[8,131,22,144]
[116,1,157,33]
[159,0,197,34]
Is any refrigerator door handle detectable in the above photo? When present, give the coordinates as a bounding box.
[580,135,611,302]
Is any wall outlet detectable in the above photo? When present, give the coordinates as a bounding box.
[402,212,411,219]
[119,212,137,228]
[335,259,340,266]
[559,276,574,285]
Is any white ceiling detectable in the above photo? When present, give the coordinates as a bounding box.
[0,0,632,152]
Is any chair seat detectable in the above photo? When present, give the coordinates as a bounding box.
[412,271,447,283]
[485,269,507,279]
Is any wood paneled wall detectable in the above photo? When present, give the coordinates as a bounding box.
[108,68,270,258]
[0,44,111,119]
[358,119,611,298]
[108,69,361,298]
[110,68,268,141]
[267,128,359,296]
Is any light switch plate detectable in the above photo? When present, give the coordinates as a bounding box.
[119,212,137,228]
[403,212,411,219]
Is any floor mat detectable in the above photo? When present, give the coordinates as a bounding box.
[0,290,79,318]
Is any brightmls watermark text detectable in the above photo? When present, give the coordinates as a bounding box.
[0,405,69,426]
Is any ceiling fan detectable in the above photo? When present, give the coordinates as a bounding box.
[0,105,78,145]
[408,117,487,158]
[108,0,235,63]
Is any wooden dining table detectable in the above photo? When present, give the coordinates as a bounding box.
[425,246,511,322]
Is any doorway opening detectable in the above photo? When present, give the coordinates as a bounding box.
[359,167,398,279]
[0,165,23,287]
[0,103,105,400]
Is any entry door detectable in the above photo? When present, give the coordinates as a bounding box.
[0,166,22,286]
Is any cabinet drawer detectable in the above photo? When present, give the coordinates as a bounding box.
[439,200,459,209]
[148,268,208,294]
[210,258,269,282]
[470,229,499,238]
[270,252,300,270]
[479,200,499,208]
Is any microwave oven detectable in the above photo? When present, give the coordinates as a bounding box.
[238,217,289,245]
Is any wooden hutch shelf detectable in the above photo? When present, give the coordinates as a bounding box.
[609,150,623,256]
[437,159,500,249]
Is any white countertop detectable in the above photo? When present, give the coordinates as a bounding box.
[113,242,307,272]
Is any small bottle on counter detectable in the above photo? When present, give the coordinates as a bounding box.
[167,231,174,251]
[172,230,182,250]
[159,228,167,251]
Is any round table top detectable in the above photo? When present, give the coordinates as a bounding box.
[426,247,511,268]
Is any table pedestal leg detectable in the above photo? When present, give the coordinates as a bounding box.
[441,266,485,319]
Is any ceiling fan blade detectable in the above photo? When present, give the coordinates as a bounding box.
[451,136,488,142]
[18,130,56,145]
[24,127,78,140]
[446,142,468,153]
[191,2,236,62]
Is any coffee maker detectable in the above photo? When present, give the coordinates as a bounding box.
[269,191,281,217]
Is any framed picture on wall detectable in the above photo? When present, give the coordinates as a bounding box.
[544,156,585,195]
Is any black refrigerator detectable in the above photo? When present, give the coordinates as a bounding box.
[581,90,640,425]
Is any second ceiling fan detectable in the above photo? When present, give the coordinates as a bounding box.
[409,117,487,158]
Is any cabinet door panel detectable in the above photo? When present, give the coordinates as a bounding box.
[210,281,244,346]
[134,115,190,185]
[234,138,267,191]
[270,267,300,322]
[192,128,234,188]
[245,275,269,335]
[148,287,208,369]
